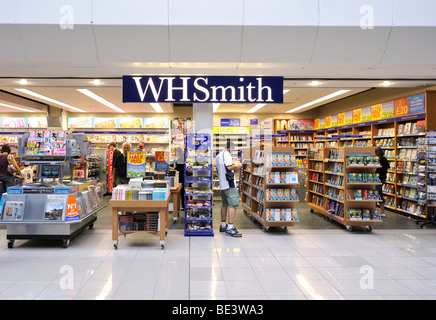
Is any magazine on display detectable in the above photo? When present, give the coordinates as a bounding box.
[44,195,68,221]
[81,191,93,214]
[2,201,25,221]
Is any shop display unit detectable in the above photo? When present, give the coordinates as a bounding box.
[308,116,427,219]
[274,120,314,168]
[83,128,171,171]
[184,133,214,236]
[241,146,299,232]
[307,147,384,232]
[418,131,436,228]
[0,132,106,248]
[110,179,171,249]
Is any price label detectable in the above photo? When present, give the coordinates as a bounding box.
[395,98,409,117]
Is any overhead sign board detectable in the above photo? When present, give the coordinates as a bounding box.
[123,75,283,104]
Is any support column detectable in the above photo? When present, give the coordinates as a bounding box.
[193,103,213,137]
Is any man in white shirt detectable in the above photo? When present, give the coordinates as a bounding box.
[216,141,242,237]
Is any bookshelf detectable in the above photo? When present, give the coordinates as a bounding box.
[307,147,384,232]
[241,146,299,232]
[274,119,314,168]
[310,116,427,219]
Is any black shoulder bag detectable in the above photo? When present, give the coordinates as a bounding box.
[223,151,234,182]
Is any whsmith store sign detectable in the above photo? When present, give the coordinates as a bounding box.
[123,75,283,104]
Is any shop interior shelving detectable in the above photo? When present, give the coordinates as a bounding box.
[302,115,426,219]
[184,133,214,236]
[241,146,299,232]
[307,146,384,232]
[274,120,314,168]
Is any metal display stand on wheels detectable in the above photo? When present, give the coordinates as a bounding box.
[0,132,106,248]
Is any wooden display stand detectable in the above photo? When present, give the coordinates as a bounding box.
[241,146,299,232]
[110,193,170,250]
[274,119,314,168]
[307,147,384,232]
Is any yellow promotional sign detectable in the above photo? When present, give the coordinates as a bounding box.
[213,127,250,134]
[325,116,332,128]
[353,109,362,124]
[338,113,345,126]
[371,104,382,121]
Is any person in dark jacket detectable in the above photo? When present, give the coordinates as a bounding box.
[170,147,185,210]
[375,147,390,217]
[0,144,23,197]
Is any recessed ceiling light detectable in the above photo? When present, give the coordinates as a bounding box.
[150,103,164,113]
[77,89,125,113]
[0,102,35,112]
[92,79,102,85]
[286,90,350,113]
[310,81,321,86]
[18,79,28,85]
[247,103,266,113]
[382,81,393,86]
[15,88,86,112]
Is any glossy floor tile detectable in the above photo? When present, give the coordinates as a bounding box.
[1,200,436,300]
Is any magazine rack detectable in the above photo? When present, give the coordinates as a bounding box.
[0,132,105,248]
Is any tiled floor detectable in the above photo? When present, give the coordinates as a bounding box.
[2,218,436,300]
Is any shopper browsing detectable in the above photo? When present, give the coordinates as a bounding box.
[375,147,390,217]
[108,141,122,164]
[216,141,242,237]
[135,142,145,152]
[170,147,185,210]
[0,144,23,194]
[113,142,132,186]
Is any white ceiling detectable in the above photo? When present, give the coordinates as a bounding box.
[1,78,435,115]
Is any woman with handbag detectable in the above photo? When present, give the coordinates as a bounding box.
[0,144,24,195]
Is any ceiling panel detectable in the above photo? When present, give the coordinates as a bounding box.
[241,26,318,63]
[15,24,99,65]
[93,25,170,63]
[169,25,242,63]
[214,88,369,114]
[311,26,392,65]
[0,25,28,65]
[0,86,174,114]
[382,27,436,64]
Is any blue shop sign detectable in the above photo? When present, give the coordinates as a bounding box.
[123,75,283,103]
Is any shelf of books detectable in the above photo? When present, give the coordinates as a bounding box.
[307,147,384,232]
[419,131,436,227]
[0,131,106,248]
[184,133,214,236]
[274,119,314,168]
[241,146,299,232]
[310,116,427,219]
